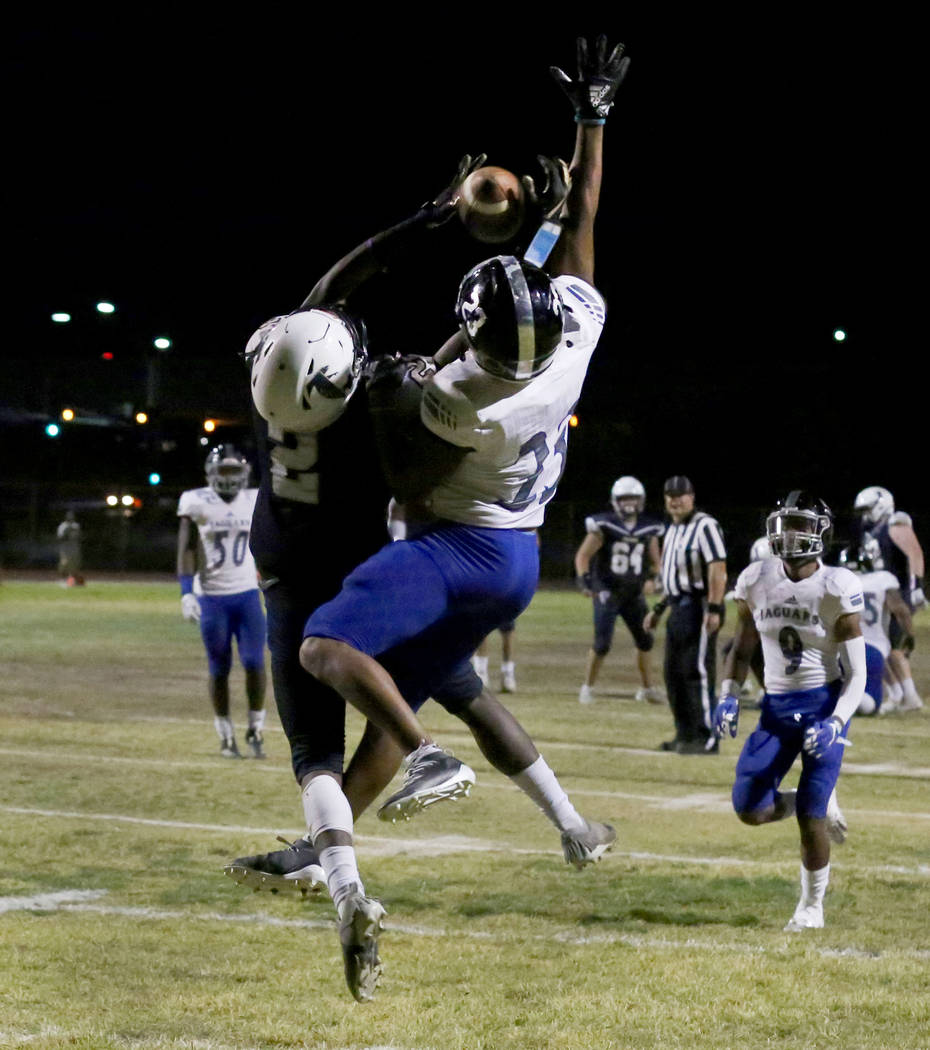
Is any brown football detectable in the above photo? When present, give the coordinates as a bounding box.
[456,165,525,244]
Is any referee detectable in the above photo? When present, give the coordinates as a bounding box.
[645,476,727,754]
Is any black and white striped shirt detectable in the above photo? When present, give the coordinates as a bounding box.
[660,511,727,598]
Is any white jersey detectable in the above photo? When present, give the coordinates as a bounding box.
[857,569,899,657]
[420,275,606,528]
[734,559,863,695]
[177,487,259,595]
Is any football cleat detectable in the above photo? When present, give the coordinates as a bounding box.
[897,692,924,712]
[245,727,266,759]
[376,743,475,823]
[223,836,325,896]
[783,903,824,932]
[561,819,616,869]
[635,686,665,704]
[826,789,847,845]
[501,668,517,693]
[220,738,242,759]
[338,886,386,1003]
[578,684,595,705]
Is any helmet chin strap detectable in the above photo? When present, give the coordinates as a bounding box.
[500,256,537,380]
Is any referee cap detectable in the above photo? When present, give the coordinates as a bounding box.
[663,475,695,496]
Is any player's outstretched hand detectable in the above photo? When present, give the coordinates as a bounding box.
[425,154,488,226]
[521,155,572,220]
[181,593,201,623]
[802,716,845,759]
[714,694,740,739]
[551,35,631,124]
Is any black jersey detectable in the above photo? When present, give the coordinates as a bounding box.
[858,515,912,597]
[249,391,391,598]
[585,511,665,594]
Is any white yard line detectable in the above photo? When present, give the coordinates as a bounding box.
[2,804,929,877]
[4,887,930,964]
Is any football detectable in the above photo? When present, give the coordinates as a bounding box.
[456,165,525,243]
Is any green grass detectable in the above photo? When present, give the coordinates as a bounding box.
[1,578,929,1050]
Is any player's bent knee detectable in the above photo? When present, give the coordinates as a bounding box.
[635,633,655,653]
[736,809,769,826]
[593,643,611,657]
[299,636,339,682]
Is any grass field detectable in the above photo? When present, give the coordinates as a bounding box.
[1,577,929,1050]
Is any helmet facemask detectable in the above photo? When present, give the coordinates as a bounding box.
[205,446,250,499]
[767,508,830,559]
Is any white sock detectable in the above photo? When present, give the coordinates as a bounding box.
[887,680,903,704]
[510,755,585,833]
[301,776,362,909]
[213,715,234,741]
[248,708,266,732]
[902,677,921,702]
[473,655,489,676]
[800,862,830,908]
[319,846,364,914]
[501,661,515,675]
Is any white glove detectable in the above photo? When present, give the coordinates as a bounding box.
[911,586,927,611]
[181,593,201,623]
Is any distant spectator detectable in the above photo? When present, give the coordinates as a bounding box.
[56,511,84,586]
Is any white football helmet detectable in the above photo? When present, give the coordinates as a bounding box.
[611,476,645,517]
[205,444,250,497]
[248,308,367,433]
[854,485,894,525]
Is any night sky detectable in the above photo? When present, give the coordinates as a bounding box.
[6,14,921,542]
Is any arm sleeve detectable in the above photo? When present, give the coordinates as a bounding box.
[833,635,867,724]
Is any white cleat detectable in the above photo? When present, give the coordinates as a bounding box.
[783,903,824,932]
[501,669,517,693]
[578,684,595,705]
[826,789,847,845]
[376,743,475,823]
[338,887,386,1002]
[897,693,924,712]
[561,819,616,869]
[635,686,666,704]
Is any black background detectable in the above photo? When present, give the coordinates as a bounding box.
[5,14,921,546]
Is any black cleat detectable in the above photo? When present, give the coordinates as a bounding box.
[245,727,266,759]
[223,836,325,896]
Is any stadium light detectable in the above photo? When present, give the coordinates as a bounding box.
[135,412,148,424]
[96,301,116,314]
[569,414,579,428]
[153,337,172,350]
[203,419,216,433]
[61,408,75,422]
[45,422,61,438]
[121,494,134,507]
[51,312,71,323]
[833,328,847,342]
[148,473,161,486]
[106,495,119,506]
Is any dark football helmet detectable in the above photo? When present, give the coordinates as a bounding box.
[766,491,832,560]
[205,444,250,497]
[454,255,564,380]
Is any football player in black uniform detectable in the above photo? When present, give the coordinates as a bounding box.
[226,125,619,1000]
[853,486,925,710]
[574,476,664,704]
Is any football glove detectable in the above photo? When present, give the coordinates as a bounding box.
[181,593,201,623]
[802,716,845,759]
[713,694,740,739]
[910,584,926,611]
[424,153,488,226]
[576,571,593,595]
[551,35,631,124]
[521,155,572,220]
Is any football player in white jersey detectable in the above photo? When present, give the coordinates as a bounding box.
[298,35,626,891]
[713,492,865,932]
[177,445,267,759]
[842,539,914,714]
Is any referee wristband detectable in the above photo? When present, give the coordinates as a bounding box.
[179,574,194,596]
[706,602,725,616]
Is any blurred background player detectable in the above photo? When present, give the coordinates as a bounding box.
[574,475,664,704]
[714,491,863,932]
[853,486,925,711]
[177,444,267,758]
[473,621,518,693]
[56,510,84,587]
[841,538,914,715]
[645,475,727,753]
